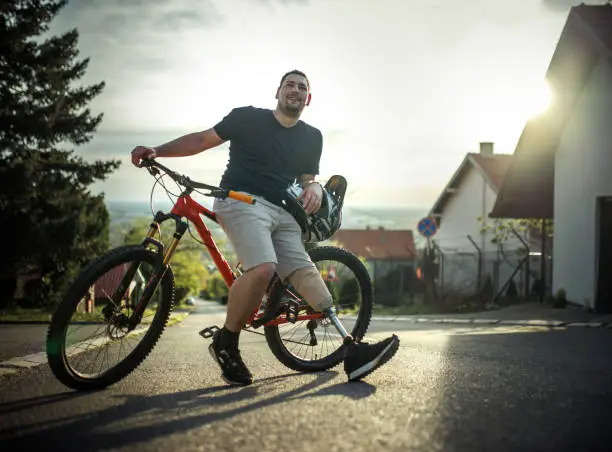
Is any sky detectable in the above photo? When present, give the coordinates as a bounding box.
[48,0,608,208]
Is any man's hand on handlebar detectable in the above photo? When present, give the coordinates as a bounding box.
[131,146,157,167]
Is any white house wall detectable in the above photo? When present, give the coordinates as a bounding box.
[435,166,528,294]
[435,167,492,253]
[553,57,612,308]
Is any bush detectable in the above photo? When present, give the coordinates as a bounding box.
[552,288,567,309]
[175,287,190,304]
[207,274,229,302]
[339,278,359,310]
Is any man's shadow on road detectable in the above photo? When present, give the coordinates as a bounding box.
[0,371,376,450]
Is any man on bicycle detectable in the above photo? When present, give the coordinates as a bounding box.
[131,70,399,386]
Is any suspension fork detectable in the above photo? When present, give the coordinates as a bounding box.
[107,212,185,329]
[128,218,187,328]
[107,215,161,303]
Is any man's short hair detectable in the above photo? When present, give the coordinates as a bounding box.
[279,70,310,90]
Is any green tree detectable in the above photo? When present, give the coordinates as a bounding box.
[0,0,120,308]
[121,216,221,302]
[478,216,554,266]
[478,216,554,246]
[122,217,155,247]
[206,273,229,301]
[169,249,210,302]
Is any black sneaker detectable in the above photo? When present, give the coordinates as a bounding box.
[344,334,400,381]
[208,330,253,386]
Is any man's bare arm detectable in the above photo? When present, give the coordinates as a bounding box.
[154,128,224,158]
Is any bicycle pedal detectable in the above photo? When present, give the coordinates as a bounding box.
[285,300,300,324]
[198,325,220,339]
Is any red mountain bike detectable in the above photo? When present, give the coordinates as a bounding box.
[46,159,373,390]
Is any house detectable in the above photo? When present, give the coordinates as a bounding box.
[332,227,416,305]
[428,142,538,296]
[94,263,145,306]
[491,4,612,312]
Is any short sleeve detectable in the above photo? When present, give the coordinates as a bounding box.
[213,107,249,141]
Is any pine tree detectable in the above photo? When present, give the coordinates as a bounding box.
[0,0,120,308]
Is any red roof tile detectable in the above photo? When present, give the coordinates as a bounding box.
[332,228,416,260]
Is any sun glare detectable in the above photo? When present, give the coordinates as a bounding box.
[524,79,552,118]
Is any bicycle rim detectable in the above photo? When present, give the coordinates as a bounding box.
[47,246,174,389]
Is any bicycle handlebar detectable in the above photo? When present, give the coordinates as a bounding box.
[140,158,256,205]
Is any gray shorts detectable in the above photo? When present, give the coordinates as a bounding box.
[213,193,314,280]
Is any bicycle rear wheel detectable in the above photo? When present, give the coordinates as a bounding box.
[46,245,175,390]
[264,246,373,372]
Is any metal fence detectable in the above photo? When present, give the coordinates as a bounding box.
[365,259,417,306]
[431,236,552,302]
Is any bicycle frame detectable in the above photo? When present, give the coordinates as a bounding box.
[140,191,324,328]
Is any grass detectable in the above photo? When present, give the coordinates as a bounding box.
[370,294,545,316]
[0,304,191,324]
[0,307,52,322]
[372,303,441,316]
[371,296,491,316]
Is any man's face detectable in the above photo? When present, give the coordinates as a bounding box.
[276,74,310,117]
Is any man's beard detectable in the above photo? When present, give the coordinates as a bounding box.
[278,100,304,118]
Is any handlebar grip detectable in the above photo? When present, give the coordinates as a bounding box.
[228,191,256,205]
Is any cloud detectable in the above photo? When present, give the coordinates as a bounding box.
[46,0,228,130]
[50,0,223,73]
[541,0,609,11]
[56,0,223,34]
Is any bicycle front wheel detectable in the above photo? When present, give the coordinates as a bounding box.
[46,245,175,390]
[264,246,373,372]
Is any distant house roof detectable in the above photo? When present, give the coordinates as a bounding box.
[429,147,513,221]
[332,228,416,260]
[491,4,612,220]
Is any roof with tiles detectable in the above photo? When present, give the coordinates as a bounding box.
[332,228,416,260]
[429,144,513,218]
[470,153,513,191]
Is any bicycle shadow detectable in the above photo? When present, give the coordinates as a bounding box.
[0,371,376,451]
[0,389,97,415]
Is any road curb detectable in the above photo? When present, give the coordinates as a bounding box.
[0,308,194,326]
[0,320,50,325]
[0,311,192,377]
[356,315,611,329]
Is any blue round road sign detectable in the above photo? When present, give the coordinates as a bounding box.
[417,217,438,238]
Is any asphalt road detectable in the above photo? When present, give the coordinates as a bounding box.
[0,301,611,452]
[0,324,49,362]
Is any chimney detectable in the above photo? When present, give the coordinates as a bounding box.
[479,142,494,156]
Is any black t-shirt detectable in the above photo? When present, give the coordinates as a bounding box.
[214,106,323,206]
